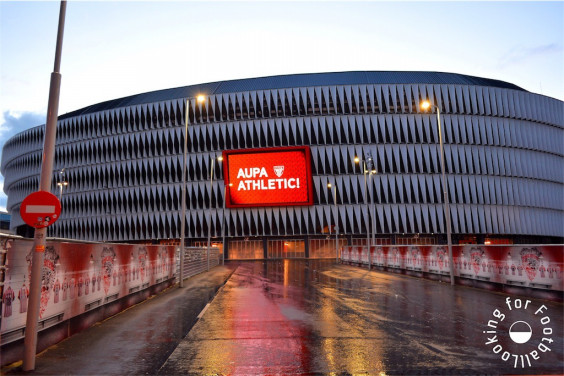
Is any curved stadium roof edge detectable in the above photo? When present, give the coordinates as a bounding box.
[59,71,526,120]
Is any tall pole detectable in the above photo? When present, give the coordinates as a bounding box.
[371,170,376,247]
[368,170,374,257]
[179,99,189,288]
[23,1,66,371]
[333,184,338,262]
[355,157,370,250]
[363,162,371,269]
[222,183,226,265]
[327,183,332,238]
[366,153,375,248]
[363,161,369,249]
[207,157,214,271]
[435,106,455,286]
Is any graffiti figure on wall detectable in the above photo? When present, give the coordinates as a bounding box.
[520,248,542,282]
[18,278,29,313]
[2,283,15,317]
[391,247,400,267]
[434,247,446,270]
[375,247,384,265]
[63,276,68,301]
[26,246,60,318]
[138,247,148,281]
[159,247,167,274]
[466,247,485,275]
[84,273,90,295]
[53,278,61,303]
[408,247,421,268]
[101,247,116,294]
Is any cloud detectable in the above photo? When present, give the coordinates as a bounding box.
[0,111,45,150]
[0,111,45,212]
[497,43,562,69]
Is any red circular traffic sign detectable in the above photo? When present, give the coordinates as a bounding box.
[20,191,61,229]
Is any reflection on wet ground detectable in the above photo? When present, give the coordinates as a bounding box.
[3,265,238,376]
[159,260,563,375]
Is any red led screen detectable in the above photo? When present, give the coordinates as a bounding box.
[223,146,314,208]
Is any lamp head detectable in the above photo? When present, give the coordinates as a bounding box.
[354,156,360,163]
[421,100,431,110]
[327,183,332,188]
[196,94,206,103]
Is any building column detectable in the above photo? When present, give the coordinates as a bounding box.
[263,237,268,259]
[224,239,229,260]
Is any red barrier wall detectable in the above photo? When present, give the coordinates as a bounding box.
[1,236,176,343]
[341,244,563,292]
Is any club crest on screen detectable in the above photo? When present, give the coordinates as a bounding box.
[274,165,284,177]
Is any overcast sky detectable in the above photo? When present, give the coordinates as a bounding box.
[1,0,563,212]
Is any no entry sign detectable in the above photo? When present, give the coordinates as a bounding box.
[20,191,61,229]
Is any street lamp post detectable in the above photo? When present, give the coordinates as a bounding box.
[207,156,214,272]
[421,100,455,286]
[354,156,370,248]
[180,94,206,287]
[355,154,376,256]
[327,182,338,262]
[57,181,68,204]
[367,157,377,249]
[57,168,67,201]
[57,183,68,201]
[207,155,223,271]
[222,183,230,266]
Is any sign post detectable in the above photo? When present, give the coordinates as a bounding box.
[22,1,66,371]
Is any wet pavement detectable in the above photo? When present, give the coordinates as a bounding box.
[3,260,563,375]
[159,260,563,375]
[2,264,238,376]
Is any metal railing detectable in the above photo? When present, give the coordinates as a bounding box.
[177,246,220,283]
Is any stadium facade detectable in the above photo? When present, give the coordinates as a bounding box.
[2,71,563,259]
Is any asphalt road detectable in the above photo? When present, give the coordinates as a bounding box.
[159,260,563,375]
[4,260,562,375]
